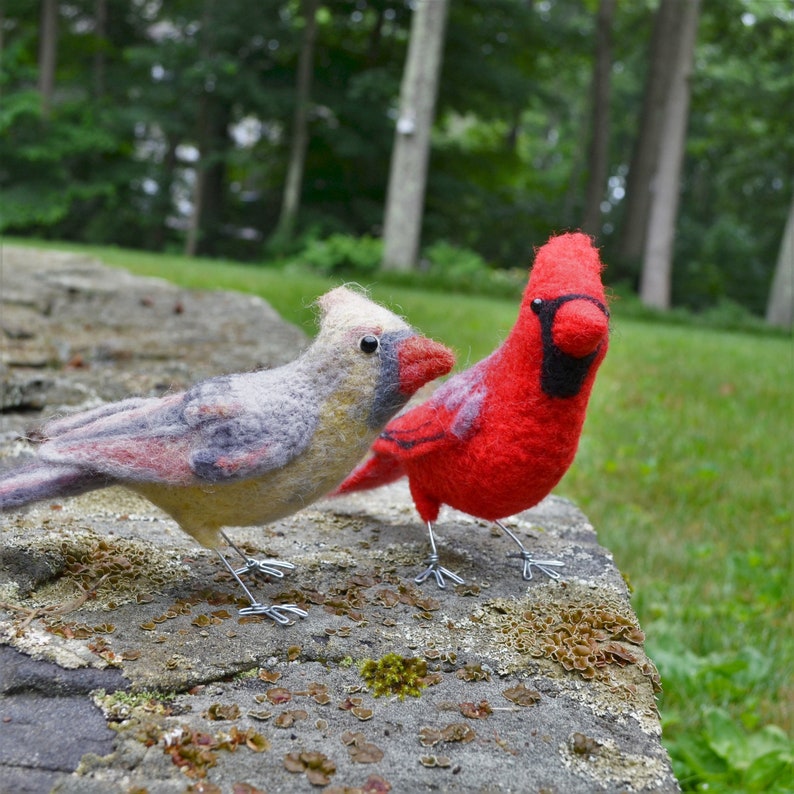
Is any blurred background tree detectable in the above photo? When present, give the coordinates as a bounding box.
[0,0,791,322]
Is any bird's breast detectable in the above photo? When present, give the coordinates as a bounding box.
[406,397,583,521]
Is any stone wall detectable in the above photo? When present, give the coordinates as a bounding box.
[0,247,679,793]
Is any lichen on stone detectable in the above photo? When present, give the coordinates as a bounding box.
[474,587,660,692]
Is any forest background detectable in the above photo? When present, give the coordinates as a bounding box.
[1,0,792,324]
[0,1,792,791]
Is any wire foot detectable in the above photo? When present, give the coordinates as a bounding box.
[414,522,464,588]
[496,520,564,581]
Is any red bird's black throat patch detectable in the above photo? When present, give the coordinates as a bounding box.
[531,294,609,399]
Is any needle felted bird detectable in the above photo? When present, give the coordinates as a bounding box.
[0,286,454,623]
[335,232,610,588]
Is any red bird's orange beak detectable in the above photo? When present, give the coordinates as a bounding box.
[397,336,455,396]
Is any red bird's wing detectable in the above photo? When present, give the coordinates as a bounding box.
[334,363,488,497]
[373,358,489,461]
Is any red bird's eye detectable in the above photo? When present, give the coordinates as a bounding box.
[359,335,380,354]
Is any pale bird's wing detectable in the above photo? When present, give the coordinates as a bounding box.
[38,371,318,486]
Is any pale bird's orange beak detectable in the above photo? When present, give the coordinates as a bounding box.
[396,336,455,396]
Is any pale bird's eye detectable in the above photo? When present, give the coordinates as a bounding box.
[359,335,380,354]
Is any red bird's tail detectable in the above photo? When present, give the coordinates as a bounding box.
[333,453,405,495]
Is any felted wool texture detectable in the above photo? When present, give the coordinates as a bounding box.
[0,285,454,549]
[0,462,102,510]
[336,232,610,526]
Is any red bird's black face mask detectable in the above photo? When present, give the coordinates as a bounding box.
[530,294,610,399]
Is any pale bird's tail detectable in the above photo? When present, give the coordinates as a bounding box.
[0,462,106,511]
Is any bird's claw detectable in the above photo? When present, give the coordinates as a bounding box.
[508,551,565,581]
[238,602,308,625]
[235,557,296,579]
[414,554,465,589]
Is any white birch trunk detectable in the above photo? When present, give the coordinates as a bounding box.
[765,195,794,329]
[381,0,449,271]
[639,0,701,310]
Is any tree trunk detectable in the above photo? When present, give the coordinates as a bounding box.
[151,133,178,252]
[274,0,319,243]
[381,0,449,272]
[184,0,230,258]
[185,97,230,258]
[582,0,616,238]
[617,0,682,268]
[184,167,204,258]
[639,0,700,310]
[37,0,58,117]
[198,106,230,257]
[765,195,794,329]
[93,0,108,99]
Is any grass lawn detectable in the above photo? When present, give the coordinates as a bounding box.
[4,239,792,790]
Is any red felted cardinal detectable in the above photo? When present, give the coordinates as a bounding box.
[335,232,610,587]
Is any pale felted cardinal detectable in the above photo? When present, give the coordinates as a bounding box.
[335,233,610,587]
[0,286,454,623]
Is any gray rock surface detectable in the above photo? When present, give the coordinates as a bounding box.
[0,247,679,793]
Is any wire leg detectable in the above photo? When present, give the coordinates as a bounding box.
[495,520,564,581]
[215,548,307,626]
[220,530,296,579]
[414,522,465,589]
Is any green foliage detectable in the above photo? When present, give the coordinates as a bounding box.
[607,283,787,337]
[669,0,794,316]
[359,653,428,700]
[417,240,525,298]
[0,99,130,231]
[284,234,526,299]
[422,240,488,277]
[664,706,793,792]
[2,2,790,315]
[296,233,383,277]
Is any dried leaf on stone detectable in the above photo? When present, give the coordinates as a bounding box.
[341,731,384,764]
[419,754,451,768]
[232,783,266,794]
[247,709,273,721]
[186,782,222,794]
[440,723,475,744]
[274,709,308,728]
[362,775,392,793]
[266,687,292,705]
[205,703,241,721]
[349,742,384,764]
[502,683,541,706]
[456,663,491,682]
[245,731,270,753]
[459,700,493,719]
[418,727,442,747]
[284,750,336,786]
